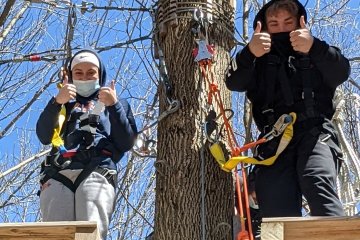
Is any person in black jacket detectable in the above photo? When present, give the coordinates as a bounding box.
[36,49,137,240]
[226,0,349,223]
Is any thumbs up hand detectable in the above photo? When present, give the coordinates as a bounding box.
[55,67,77,104]
[290,16,314,54]
[248,21,272,57]
[99,80,118,106]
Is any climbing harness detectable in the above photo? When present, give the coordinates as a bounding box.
[40,96,115,193]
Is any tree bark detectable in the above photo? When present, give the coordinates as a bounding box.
[154,1,235,239]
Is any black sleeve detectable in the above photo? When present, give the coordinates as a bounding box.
[309,37,350,89]
[36,97,62,145]
[225,45,256,92]
[107,99,137,152]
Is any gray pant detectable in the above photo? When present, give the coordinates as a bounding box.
[40,169,116,240]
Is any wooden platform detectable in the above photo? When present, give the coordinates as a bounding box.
[0,221,100,240]
[261,216,360,240]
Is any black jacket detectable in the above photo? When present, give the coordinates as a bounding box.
[226,0,350,131]
[226,35,350,131]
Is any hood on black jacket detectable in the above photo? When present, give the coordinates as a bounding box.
[253,0,307,31]
[66,49,107,103]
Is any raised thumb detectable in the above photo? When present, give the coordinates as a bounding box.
[255,21,262,33]
[110,80,116,90]
[300,16,307,29]
[62,68,68,85]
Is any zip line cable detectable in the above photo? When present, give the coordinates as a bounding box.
[80,1,149,13]
[63,3,77,64]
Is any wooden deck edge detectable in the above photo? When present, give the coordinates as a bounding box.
[261,216,360,240]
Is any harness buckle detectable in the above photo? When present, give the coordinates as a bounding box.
[263,114,293,141]
[53,154,72,169]
[272,114,293,136]
[96,167,117,178]
[288,55,296,71]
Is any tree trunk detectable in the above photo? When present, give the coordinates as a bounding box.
[154,1,235,239]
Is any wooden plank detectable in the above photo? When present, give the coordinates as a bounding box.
[261,222,284,240]
[261,216,360,240]
[0,221,100,240]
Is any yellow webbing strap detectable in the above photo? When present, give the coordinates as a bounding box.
[51,105,66,148]
[51,83,66,148]
[211,112,297,172]
[209,142,228,170]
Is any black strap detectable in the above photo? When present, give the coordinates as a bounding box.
[40,167,76,193]
[296,57,316,118]
[261,54,280,127]
[73,158,102,190]
[278,61,294,106]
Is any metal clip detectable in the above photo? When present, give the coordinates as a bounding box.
[192,8,205,36]
[288,56,296,71]
[53,154,72,169]
[263,114,293,140]
[81,1,95,14]
[159,100,180,121]
[99,168,117,178]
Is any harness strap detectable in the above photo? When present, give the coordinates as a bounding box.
[40,167,76,192]
[278,60,294,106]
[261,54,279,126]
[297,57,316,118]
[51,105,67,149]
[73,158,102,190]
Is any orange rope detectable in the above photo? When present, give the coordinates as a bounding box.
[240,165,254,240]
[198,59,254,240]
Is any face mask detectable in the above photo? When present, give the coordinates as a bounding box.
[73,79,100,97]
[271,32,294,56]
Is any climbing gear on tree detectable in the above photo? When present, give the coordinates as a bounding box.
[211,113,296,172]
[191,8,214,63]
[192,8,254,240]
[207,113,296,170]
